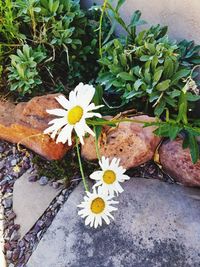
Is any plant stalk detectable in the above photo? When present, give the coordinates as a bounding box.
[94,126,101,161]
[99,0,108,58]
[75,136,89,192]
[87,118,160,126]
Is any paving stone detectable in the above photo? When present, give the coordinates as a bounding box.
[13,171,60,238]
[27,178,200,267]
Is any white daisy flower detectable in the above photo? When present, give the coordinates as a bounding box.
[44,83,103,146]
[77,188,118,228]
[90,156,130,196]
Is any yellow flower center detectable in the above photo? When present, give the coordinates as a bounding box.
[90,197,105,214]
[67,105,83,125]
[103,170,116,184]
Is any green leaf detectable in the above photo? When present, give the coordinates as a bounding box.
[156,80,171,91]
[171,69,190,85]
[119,54,127,67]
[154,123,170,137]
[182,135,189,149]
[134,79,143,91]
[117,72,135,81]
[125,90,143,99]
[184,125,200,136]
[112,80,124,87]
[153,68,163,84]
[116,0,126,11]
[177,91,188,124]
[103,22,116,44]
[168,125,181,140]
[164,96,177,107]
[130,10,141,25]
[97,73,114,85]
[163,57,174,78]
[93,85,103,106]
[177,103,187,124]
[145,42,156,54]
[187,93,200,102]
[188,132,199,163]
[154,99,166,117]
[52,1,59,13]
[149,92,159,102]
[170,89,181,98]
[94,125,103,140]
[151,56,158,72]
[129,10,146,28]
[140,55,150,62]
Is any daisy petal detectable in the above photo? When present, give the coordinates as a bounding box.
[56,124,73,145]
[74,123,86,144]
[55,95,71,109]
[76,83,95,107]
[83,123,95,137]
[86,103,104,112]
[102,214,110,225]
[90,171,103,180]
[84,112,102,119]
[46,108,67,117]
[85,215,92,226]
[43,118,66,135]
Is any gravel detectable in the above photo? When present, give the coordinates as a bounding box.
[0,140,79,267]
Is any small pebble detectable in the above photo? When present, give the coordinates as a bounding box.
[10,230,20,241]
[22,162,29,169]
[39,176,48,186]
[4,242,11,250]
[52,181,59,189]
[12,147,16,155]
[5,175,12,181]
[3,197,13,209]
[19,248,25,259]
[7,212,16,221]
[18,240,25,248]
[36,220,44,228]
[6,250,13,260]
[10,159,17,166]
[13,224,20,231]
[0,145,5,153]
[0,159,5,170]
[12,248,20,261]
[57,195,64,204]
[28,175,37,182]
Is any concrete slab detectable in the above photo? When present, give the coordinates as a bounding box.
[27,178,200,267]
[13,171,60,238]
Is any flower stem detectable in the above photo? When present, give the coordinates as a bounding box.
[75,136,89,192]
[99,0,108,58]
[87,118,160,126]
[94,126,101,161]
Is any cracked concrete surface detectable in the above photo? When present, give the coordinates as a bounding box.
[27,178,200,267]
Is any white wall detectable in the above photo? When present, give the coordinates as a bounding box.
[81,0,200,43]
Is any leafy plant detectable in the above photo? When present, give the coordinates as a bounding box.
[178,39,200,67]
[97,2,200,117]
[0,0,111,98]
[145,76,200,163]
[8,44,46,95]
